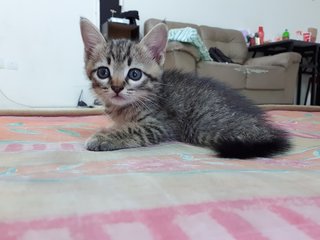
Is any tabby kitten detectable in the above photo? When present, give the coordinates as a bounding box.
[80,18,290,159]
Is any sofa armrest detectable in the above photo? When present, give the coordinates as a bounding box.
[245,52,301,68]
[167,41,201,62]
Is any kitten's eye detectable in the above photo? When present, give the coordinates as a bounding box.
[128,68,142,81]
[97,67,110,79]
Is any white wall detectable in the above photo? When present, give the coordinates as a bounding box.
[123,0,320,42]
[0,0,99,108]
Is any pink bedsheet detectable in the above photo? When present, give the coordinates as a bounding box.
[0,110,320,239]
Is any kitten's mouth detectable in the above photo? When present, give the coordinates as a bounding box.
[110,94,129,105]
[112,94,125,100]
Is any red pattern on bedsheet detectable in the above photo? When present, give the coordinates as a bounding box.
[1,197,320,240]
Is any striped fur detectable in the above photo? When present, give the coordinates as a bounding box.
[80,18,290,159]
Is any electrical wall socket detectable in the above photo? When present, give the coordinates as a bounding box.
[0,58,5,69]
[0,58,19,70]
[6,61,19,70]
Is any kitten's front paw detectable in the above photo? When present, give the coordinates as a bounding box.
[85,134,115,151]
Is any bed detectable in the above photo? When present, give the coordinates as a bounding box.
[1,106,320,240]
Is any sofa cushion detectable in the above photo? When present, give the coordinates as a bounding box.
[197,62,287,91]
[197,62,246,89]
[245,66,286,90]
[167,41,201,61]
[245,52,302,68]
[200,25,248,64]
[164,50,197,72]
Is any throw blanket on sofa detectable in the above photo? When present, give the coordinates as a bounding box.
[168,27,212,61]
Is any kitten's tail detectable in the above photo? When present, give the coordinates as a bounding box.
[212,127,291,159]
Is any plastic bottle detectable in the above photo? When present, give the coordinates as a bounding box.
[255,33,260,45]
[258,26,264,44]
[282,29,290,40]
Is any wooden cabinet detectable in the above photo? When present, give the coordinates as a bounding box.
[102,22,140,40]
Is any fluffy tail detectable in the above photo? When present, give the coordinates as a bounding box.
[212,128,291,159]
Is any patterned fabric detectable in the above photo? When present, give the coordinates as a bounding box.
[0,110,320,239]
[168,27,212,61]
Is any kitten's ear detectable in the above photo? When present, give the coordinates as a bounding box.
[140,23,168,65]
[80,17,105,59]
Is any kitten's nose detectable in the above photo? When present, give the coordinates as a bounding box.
[111,86,124,94]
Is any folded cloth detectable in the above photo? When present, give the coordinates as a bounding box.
[168,27,212,61]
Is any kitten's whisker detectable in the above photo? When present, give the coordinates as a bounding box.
[145,92,166,100]
[138,95,157,106]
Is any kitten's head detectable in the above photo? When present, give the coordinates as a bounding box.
[80,18,167,107]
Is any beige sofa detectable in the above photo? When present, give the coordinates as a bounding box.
[144,19,302,104]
